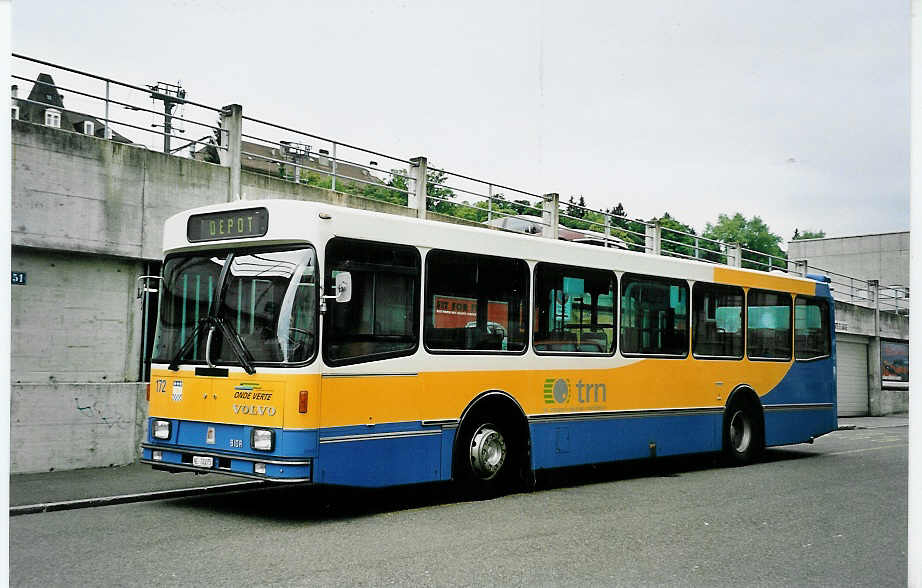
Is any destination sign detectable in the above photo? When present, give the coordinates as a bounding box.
[187,207,269,242]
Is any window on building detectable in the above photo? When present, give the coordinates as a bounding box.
[692,283,744,359]
[794,296,830,360]
[44,109,61,128]
[534,263,615,354]
[620,274,689,356]
[83,121,95,136]
[11,105,19,120]
[425,250,528,352]
[747,290,792,360]
[323,238,420,366]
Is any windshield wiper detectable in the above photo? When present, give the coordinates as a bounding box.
[214,315,256,375]
[167,316,211,372]
[166,252,257,375]
[167,315,257,375]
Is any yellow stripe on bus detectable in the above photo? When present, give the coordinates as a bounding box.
[713,266,815,295]
[151,358,793,431]
[319,359,793,429]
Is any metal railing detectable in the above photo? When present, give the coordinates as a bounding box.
[11,53,909,317]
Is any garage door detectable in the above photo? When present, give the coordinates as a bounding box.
[837,337,869,416]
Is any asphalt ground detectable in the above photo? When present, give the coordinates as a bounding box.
[9,420,909,587]
[8,413,907,512]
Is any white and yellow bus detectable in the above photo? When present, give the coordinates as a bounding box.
[141,199,837,492]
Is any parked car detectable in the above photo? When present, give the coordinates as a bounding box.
[485,215,628,249]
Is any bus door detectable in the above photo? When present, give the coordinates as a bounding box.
[317,237,429,486]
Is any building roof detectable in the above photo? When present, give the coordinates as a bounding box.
[787,229,910,244]
[13,73,134,143]
[193,140,384,186]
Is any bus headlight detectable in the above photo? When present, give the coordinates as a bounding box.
[251,429,274,451]
[153,420,171,440]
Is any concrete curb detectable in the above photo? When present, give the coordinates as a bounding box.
[837,423,908,431]
[10,480,265,516]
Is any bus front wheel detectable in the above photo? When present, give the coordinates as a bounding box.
[456,417,517,496]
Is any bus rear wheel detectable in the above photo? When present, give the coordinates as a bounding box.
[723,399,763,466]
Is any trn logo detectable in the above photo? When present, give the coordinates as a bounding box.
[543,378,606,404]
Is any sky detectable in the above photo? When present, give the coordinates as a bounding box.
[9,0,910,244]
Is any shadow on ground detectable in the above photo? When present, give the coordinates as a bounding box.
[160,446,818,523]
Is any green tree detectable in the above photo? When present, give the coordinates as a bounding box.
[654,212,698,258]
[507,197,541,216]
[425,169,457,215]
[702,213,787,271]
[605,202,645,251]
[565,195,587,220]
[792,228,826,240]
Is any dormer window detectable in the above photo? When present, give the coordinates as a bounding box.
[11,105,19,120]
[44,108,61,128]
[83,121,95,136]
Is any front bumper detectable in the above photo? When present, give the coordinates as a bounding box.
[140,443,312,482]
[141,418,315,482]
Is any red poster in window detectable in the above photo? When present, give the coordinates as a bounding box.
[432,295,508,330]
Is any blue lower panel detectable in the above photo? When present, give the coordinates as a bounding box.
[530,413,722,471]
[317,433,443,487]
[164,420,316,459]
[440,428,458,482]
[764,407,836,447]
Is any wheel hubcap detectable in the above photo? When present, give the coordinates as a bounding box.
[469,424,506,480]
[729,410,751,453]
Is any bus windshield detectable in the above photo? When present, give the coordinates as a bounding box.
[153,246,317,366]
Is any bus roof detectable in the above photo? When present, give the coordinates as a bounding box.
[162,200,821,296]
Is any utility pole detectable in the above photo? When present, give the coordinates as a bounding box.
[281,141,310,183]
[149,82,186,154]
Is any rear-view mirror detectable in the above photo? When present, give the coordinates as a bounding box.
[335,272,352,303]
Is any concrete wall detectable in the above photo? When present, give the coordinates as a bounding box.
[12,119,230,261]
[834,301,909,340]
[11,247,144,384]
[788,232,910,288]
[11,383,144,473]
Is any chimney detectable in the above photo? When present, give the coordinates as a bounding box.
[318,149,329,167]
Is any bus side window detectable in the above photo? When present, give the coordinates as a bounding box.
[747,289,792,361]
[692,282,744,359]
[794,296,830,360]
[534,263,615,354]
[323,238,420,366]
[620,274,688,357]
[424,250,528,353]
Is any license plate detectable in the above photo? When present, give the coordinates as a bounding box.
[192,455,214,468]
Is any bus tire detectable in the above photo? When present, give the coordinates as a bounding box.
[722,397,763,466]
[455,416,518,497]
